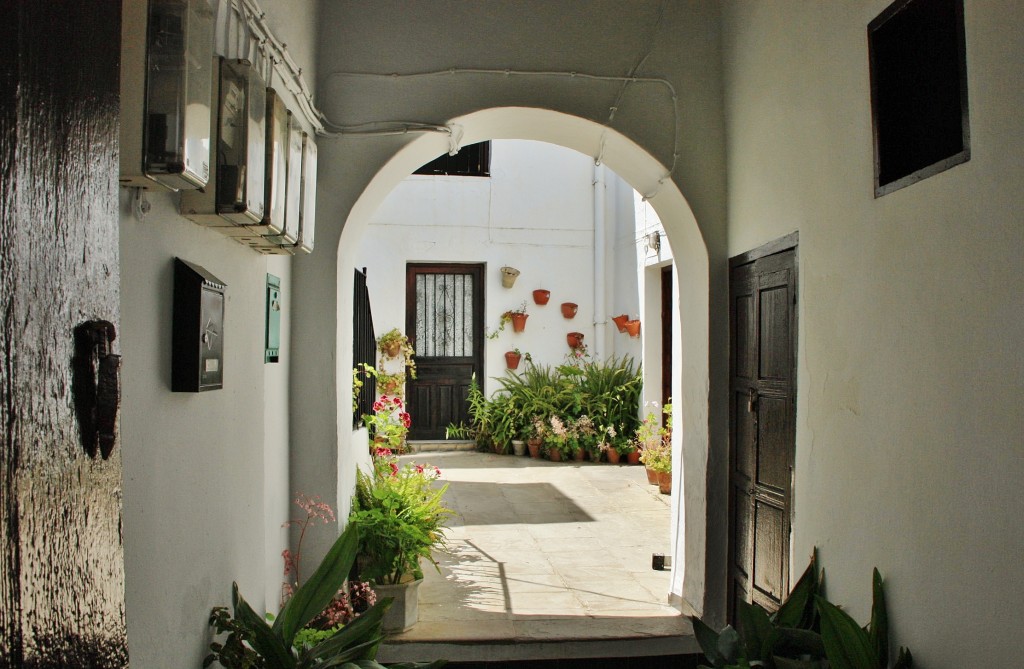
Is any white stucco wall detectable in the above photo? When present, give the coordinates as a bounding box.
[722,1,1024,665]
[118,0,316,664]
[356,140,643,399]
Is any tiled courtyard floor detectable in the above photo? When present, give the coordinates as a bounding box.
[378,449,698,664]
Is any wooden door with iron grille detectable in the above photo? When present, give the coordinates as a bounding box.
[405,264,484,440]
[728,235,798,622]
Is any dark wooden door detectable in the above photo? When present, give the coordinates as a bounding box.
[661,265,673,409]
[1,1,128,664]
[405,264,484,440]
[728,235,798,622]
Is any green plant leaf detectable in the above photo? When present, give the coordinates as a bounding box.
[816,595,876,669]
[736,600,775,660]
[893,646,913,669]
[691,616,725,666]
[774,627,826,658]
[775,550,819,630]
[275,522,360,644]
[868,568,889,668]
[773,656,826,669]
[301,597,392,663]
[232,582,297,668]
[718,625,744,664]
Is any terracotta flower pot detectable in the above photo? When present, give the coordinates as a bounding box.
[611,314,629,333]
[657,470,672,495]
[548,448,562,462]
[624,319,641,337]
[527,439,542,458]
[566,332,584,348]
[510,312,528,332]
[500,266,520,288]
[382,340,402,358]
[532,289,551,305]
[626,450,641,465]
[505,351,522,369]
[573,448,586,462]
[606,449,621,464]
[560,302,578,319]
[645,465,658,485]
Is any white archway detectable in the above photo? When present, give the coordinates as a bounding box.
[335,107,713,616]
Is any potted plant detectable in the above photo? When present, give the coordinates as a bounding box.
[204,510,446,669]
[532,288,551,305]
[499,265,520,288]
[624,319,641,337]
[612,314,629,332]
[525,415,548,458]
[566,332,585,349]
[363,394,412,452]
[349,449,453,633]
[640,439,671,494]
[487,301,529,338]
[692,551,913,669]
[560,302,578,319]
[505,348,530,370]
[377,328,417,378]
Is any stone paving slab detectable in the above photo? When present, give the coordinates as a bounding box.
[378,450,697,663]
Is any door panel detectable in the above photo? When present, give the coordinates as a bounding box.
[406,264,483,440]
[728,237,797,623]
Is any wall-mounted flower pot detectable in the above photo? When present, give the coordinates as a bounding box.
[504,351,522,369]
[532,289,551,305]
[624,319,641,338]
[500,266,520,288]
[566,332,585,349]
[510,312,528,332]
[612,314,629,333]
[560,302,578,319]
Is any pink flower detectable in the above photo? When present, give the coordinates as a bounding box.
[415,464,425,474]
[399,412,412,428]
[373,447,393,458]
[282,549,297,576]
[389,461,399,477]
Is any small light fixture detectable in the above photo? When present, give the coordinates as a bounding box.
[646,231,661,253]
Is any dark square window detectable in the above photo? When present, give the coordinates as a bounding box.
[868,0,970,197]
[413,141,491,177]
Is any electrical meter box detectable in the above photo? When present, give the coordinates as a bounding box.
[120,0,214,191]
[216,59,266,225]
[266,113,303,247]
[296,132,318,253]
[255,89,288,238]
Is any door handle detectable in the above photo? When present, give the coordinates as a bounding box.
[72,320,121,460]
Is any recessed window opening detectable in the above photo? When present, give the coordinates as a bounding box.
[868,0,970,196]
[413,140,491,177]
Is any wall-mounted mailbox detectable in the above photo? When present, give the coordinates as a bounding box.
[120,0,214,190]
[172,259,226,392]
[265,274,281,363]
[216,59,266,225]
[296,132,318,253]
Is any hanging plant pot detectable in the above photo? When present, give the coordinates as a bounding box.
[504,351,522,369]
[510,312,529,332]
[532,289,551,305]
[561,302,578,319]
[566,332,585,349]
[612,314,630,333]
[624,319,641,337]
[500,266,520,288]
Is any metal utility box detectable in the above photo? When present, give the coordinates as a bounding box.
[266,113,303,247]
[172,258,226,392]
[265,274,281,363]
[120,0,214,190]
[296,132,318,253]
[216,59,266,225]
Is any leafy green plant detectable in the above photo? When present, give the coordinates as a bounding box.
[377,328,417,378]
[486,301,528,339]
[692,552,912,669]
[204,523,446,669]
[349,452,453,585]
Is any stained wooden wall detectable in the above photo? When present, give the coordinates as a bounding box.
[1,1,127,666]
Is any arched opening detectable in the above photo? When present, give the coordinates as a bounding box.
[333,107,713,617]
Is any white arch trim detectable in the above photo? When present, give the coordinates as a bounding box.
[336,107,712,615]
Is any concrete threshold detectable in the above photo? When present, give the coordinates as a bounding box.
[377,451,698,664]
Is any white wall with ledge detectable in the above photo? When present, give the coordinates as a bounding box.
[355,140,647,399]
